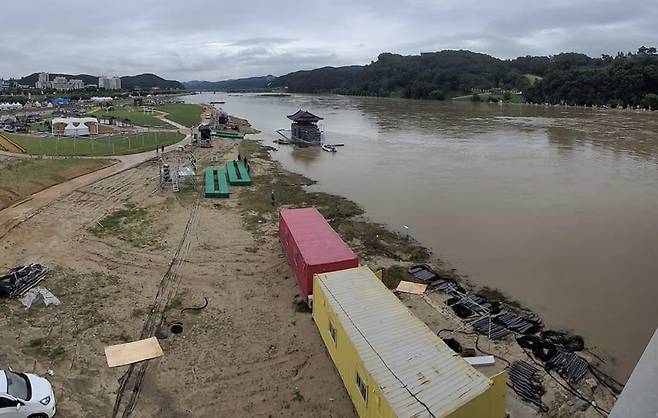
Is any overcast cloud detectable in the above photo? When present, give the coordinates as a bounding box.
[1,0,656,81]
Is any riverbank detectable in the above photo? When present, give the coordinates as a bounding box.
[236,136,621,417]
[0,112,621,416]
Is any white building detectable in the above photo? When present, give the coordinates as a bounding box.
[98,76,121,90]
[90,96,113,104]
[36,72,50,89]
[69,79,84,90]
[50,76,85,91]
[51,76,70,91]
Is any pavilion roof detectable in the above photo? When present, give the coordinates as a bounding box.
[286,109,323,123]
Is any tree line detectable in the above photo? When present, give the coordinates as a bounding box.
[271,47,658,108]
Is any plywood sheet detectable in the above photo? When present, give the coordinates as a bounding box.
[105,337,164,367]
[396,280,427,295]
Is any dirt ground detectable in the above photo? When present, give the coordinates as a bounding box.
[0,157,115,210]
[0,134,619,417]
[0,140,355,417]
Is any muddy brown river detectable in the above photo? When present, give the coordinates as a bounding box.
[185,92,658,381]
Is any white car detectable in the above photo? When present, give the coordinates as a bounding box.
[0,370,56,417]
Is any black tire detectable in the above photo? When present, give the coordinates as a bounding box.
[28,414,49,418]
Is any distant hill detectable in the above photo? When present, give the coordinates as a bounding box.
[270,51,529,99]
[184,75,276,91]
[270,66,363,93]
[120,73,183,90]
[271,48,658,107]
[19,72,184,90]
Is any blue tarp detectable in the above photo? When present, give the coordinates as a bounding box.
[47,97,70,106]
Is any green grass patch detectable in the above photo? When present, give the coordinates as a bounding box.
[524,73,543,85]
[158,104,204,127]
[166,289,189,312]
[230,115,260,134]
[29,121,49,133]
[91,106,172,128]
[0,158,114,210]
[89,203,161,247]
[293,299,311,313]
[5,131,184,156]
[378,265,408,289]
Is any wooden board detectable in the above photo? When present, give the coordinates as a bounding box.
[396,280,427,295]
[105,337,164,367]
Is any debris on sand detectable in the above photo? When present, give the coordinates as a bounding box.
[0,263,49,298]
[20,286,61,308]
[105,337,164,368]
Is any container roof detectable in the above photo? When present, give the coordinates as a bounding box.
[280,208,356,266]
[286,109,323,123]
[316,266,493,418]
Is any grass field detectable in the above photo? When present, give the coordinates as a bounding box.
[4,132,185,156]
[524,73,543,85]
[0,158,114,209]
[158,104,203,127]
[91,107,172,128]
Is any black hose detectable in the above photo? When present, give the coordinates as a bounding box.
[180,296,209,315]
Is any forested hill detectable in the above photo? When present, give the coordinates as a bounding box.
[271,51,533,99]
[524,51,658,108]
[184,75,276,91]
[271,48,658,107]
[120,73,183,90]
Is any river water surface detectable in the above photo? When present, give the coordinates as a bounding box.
[184,93,658,381]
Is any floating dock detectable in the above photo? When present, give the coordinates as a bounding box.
[225,160,252,186]
[204,167,230,198]
[212,130,244,139]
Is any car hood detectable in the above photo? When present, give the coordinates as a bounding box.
[26,373,53,400]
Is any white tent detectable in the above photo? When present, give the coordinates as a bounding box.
[64,121,90,137]
[52,117,98,137]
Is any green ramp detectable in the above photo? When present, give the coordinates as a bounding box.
[212,130,244,139]
[204,167,230,198]
[225,160,252,186]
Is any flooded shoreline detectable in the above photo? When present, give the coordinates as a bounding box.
[185,92,658,381]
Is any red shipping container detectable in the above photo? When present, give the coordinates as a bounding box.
[279,208,358,301]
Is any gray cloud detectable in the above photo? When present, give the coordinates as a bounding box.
[1,0,657,81]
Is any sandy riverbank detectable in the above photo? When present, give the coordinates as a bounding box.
[0,113,620,417]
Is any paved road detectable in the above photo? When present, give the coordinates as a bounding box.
[0,114,193,239]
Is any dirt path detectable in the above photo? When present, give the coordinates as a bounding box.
[0,133,25,153]
[0,115,191,239]
[0,139,355,417]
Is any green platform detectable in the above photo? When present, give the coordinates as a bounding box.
[225,160,252,186]
[212,130,245,139]
[204,167,230,198]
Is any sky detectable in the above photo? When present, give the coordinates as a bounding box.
[1,0,657,81]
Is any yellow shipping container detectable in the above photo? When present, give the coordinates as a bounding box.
[313,266,506,418]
